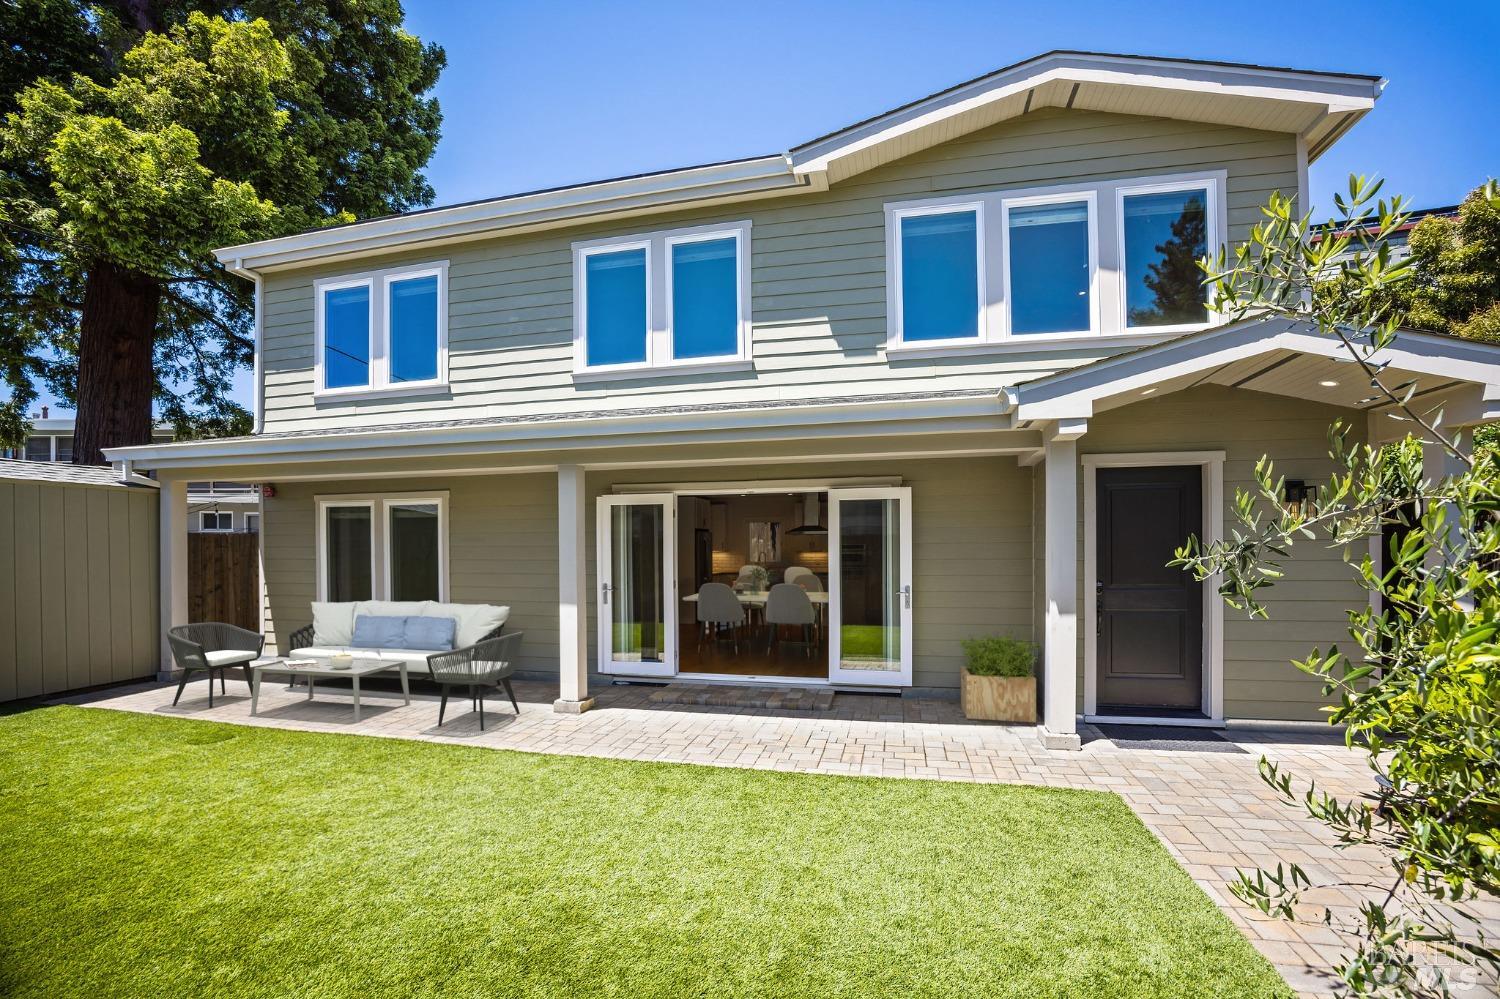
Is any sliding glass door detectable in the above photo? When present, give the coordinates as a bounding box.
[827,487,913,686]
[596,494,677,677]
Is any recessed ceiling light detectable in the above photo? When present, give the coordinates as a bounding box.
[1319,379,1339,388]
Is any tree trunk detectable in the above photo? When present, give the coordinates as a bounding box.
[73,261,159,465]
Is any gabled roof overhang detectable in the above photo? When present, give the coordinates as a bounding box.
[214,51,1381,274]
[1008,317,1500,431]
[789,51,1382,186]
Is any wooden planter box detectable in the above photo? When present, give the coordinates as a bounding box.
[960,668,1037,723]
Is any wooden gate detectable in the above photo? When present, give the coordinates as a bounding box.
[188,533,259,631]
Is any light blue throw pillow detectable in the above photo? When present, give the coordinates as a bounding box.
[351,614,408,649]
[403,616,456,652]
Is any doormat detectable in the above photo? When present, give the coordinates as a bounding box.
[1095,724,1246,754]
[647,683,836,711]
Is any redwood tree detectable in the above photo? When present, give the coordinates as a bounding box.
[0,0,444,462]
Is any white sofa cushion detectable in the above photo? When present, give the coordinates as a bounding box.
[311,602,357,646]
[352,600,430,622]
[426,602,510,648]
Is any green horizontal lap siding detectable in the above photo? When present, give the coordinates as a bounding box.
[1074,385,1366,722]
[258,456,1033,691]
[259,109,1298,432]
[0,481,158,701]
[260,475,559,672]
[589,456,1033,690]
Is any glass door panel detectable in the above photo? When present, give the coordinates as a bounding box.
[596,494,676,677]
[828,487,913,686]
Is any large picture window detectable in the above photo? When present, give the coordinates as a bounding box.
[885,171,1221,350]
[315,262,448,397]
[317,494,447,602]
[1120,186,1212,329]
[574,222,750,374]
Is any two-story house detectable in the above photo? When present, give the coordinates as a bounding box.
[107,51,1500,748]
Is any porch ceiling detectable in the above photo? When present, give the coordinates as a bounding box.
[1009,318,1500,436]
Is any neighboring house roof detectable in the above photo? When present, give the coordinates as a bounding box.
[1008,317,1500,424]
[214,50,1382,274]
[0,458,149,488]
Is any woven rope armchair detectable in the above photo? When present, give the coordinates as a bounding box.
[166,623,265,708]
[428,631,524,731]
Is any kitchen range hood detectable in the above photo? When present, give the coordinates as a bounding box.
[786,493,826,535]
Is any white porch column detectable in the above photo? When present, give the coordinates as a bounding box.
[158,475,189,680]
[555,464,595,714]
[1040,420,1086,750]
[1422,427,1473,572]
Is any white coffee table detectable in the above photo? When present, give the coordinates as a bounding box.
[251,657,410,723]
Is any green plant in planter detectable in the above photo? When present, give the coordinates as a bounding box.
[961,637,1037,678]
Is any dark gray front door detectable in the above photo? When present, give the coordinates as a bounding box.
[1096,465,1203,712]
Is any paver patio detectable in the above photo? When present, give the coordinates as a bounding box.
[66,674,1499,998]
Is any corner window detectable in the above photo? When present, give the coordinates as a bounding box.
[1121,186,1212,329]
[24,436,51,461]
[317,494,447,602]
[1004,197,1094,336]
[53,436,73,463]
[893,206,982,342]
[574,222,750,374]
[315,261,447,397]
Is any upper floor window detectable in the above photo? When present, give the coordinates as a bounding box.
[573,221,750,375]
[315,261,448,398]
[885,171,1222,352]
[893,205,983,343]
[1120,184,1212,329]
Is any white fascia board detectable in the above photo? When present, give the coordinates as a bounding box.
[104,392,1012,470]
[214,156,799,272]
[790,52,1380,177]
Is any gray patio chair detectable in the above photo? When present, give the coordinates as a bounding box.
[166,623,266,708]
[427,631,523,731]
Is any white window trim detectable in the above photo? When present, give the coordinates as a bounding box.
[314,261,449,400]
[315,493,449,602]
[885,200,988,349]
[572,220,752,377]
[884,170,1228,355]
[381,496,450,604]
[1116,175,1224,335]
[999,190,1099,342]
[199,511,234,533]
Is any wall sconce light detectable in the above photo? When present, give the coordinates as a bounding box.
[1283,480,1317,517]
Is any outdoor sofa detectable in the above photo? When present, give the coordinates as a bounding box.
[287,600,510,676]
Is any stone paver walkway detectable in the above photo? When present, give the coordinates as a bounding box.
[67,674,1498,997]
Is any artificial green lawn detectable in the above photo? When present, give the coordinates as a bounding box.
[0,707,1289,999]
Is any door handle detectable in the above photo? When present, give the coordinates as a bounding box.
[1095,580,1103,635]
[602,582,612,605]
[902,584,912,609]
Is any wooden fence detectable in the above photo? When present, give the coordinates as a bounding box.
[188,532,260,632]
[0,473,159,701]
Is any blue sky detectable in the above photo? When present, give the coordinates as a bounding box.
[22,0,1500,417]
